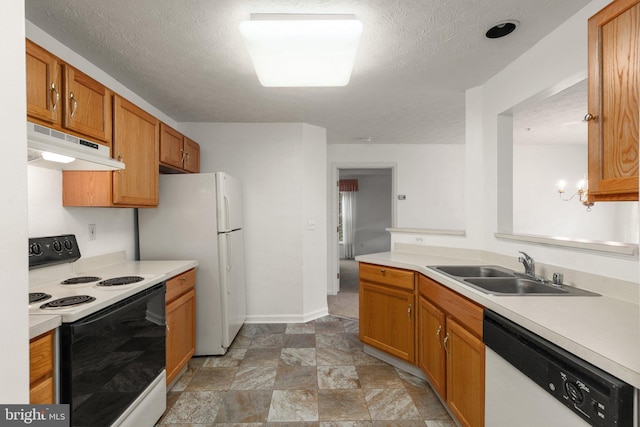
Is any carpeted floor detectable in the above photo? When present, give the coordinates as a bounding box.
[327,260,359,320]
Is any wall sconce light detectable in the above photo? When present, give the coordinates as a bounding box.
[239,14,363,87]
[557,178,594,211]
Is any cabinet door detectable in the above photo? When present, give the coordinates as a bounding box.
[166,288,196,385]
[159,123,184,169]
[112,95,159,206]
[30,331,54,404]
[446,318,485,427]
[64,65,112,143]
[26,40,61,125]
[359,281,415,362]
[587,0,640,201]
[183,137,200,173]
[417,295,446,397]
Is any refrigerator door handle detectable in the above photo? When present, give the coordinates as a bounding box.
[224,194,231,231]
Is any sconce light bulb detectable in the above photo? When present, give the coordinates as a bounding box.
[577,179,586,191]
[557,180,566,193]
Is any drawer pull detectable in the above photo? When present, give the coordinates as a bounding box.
[181,276,186,281]
[380,268,385,274]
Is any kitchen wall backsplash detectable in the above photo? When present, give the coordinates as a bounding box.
[27,166,136,260]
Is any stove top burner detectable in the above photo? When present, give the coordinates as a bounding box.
[61,276,102,285]
[40,295,96,309]
[29,292,51,304]
[97,276,145,287]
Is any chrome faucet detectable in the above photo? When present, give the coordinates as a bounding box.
[518,251,535,278]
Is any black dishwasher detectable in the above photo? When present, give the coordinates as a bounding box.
[483,310,634,427]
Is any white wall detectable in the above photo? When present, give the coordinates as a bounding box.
[468,0,639,285]
[179,122,328,322]
[513,144,638,243]
[27,167,137,259]
[0,0,29,403]
[329,144,465,230]
[302,125,329,319]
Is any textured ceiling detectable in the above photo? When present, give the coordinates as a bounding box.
[514,79,588,145]
[25,0,591,145]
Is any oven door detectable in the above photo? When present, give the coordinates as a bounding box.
[58,283,166,426]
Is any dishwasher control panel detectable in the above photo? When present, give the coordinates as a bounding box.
[484,310,634,427]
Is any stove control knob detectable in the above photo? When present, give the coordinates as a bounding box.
[63,239,73,251]
[52,240,62,252]
[30,243,42,255]
[565,381,584,404]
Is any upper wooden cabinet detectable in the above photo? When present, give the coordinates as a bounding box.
[587,0,640,201]
[63,95,159,207]
[26,40,112,145]
[183,137,200,173]
[26,40,61,125]
[63,65,112,143]
[159,123,201,173]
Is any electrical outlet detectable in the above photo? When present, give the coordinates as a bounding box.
[89,224,97,240]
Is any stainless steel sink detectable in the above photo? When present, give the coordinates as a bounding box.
[428,265,600,296]
[464,277,568,295]
[431,265,515,278]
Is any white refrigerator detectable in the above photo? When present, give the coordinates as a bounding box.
[138,172,247,356]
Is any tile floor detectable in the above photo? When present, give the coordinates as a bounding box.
[156,315,456,427]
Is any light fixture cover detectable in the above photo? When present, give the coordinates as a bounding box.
[240,14,363,87]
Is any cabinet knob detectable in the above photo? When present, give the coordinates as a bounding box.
[583,113,595,122]
[380,268,385,274]
[181,276,186,281]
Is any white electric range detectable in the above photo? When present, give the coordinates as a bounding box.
[28,234,169,427]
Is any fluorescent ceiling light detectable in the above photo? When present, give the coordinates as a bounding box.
[240,14,363,87]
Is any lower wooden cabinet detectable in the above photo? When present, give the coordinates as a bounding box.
[359,263,416,363]
[418,274,485,427]
[165,269,196,385]
[30,330,54,404]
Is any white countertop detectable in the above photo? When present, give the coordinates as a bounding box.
[29,259,198,338]
[356,251,640,390]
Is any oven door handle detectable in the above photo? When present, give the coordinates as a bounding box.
[68,283,165,340]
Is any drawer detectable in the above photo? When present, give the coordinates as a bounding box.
[30,376,54,404]
[419,274,483,338]
[30,331,54,384]
[359,263,415,291]
[166,268,196,303]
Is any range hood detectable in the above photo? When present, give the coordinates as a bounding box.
[27,122,125,171]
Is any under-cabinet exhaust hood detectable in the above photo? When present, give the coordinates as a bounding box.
[27,122,125,171]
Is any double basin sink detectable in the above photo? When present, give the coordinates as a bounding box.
[429,265,599,296]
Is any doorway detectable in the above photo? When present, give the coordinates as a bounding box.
[327,167,393,319]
